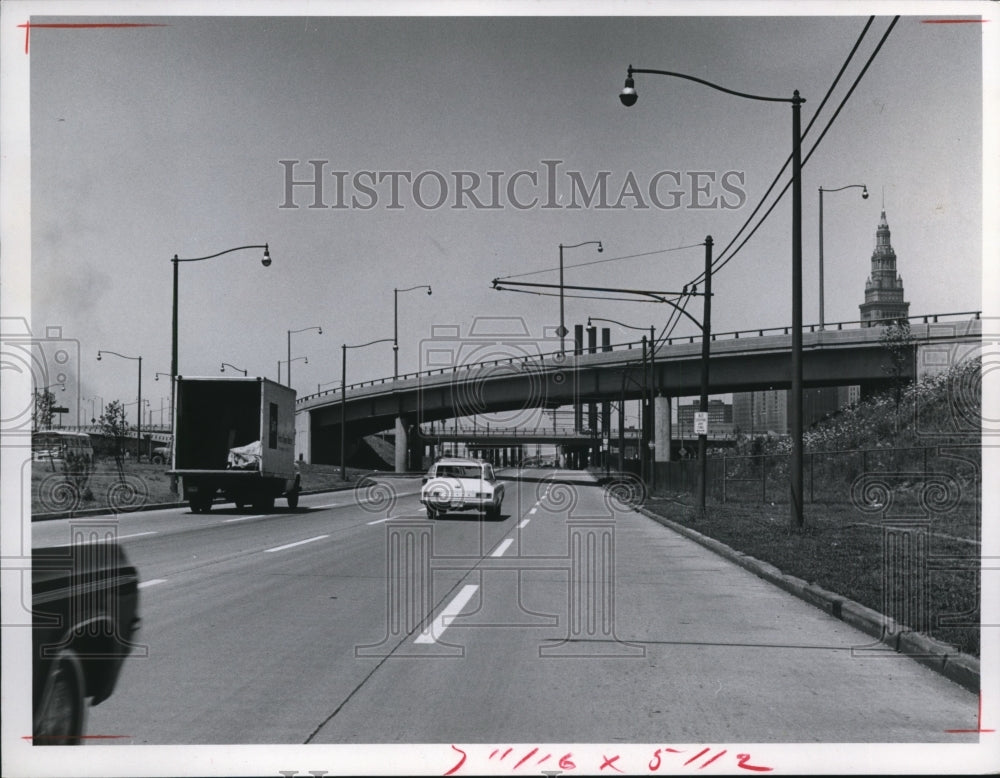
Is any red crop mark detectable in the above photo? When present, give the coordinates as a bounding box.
[18,21,168,54]
[946,693,996,734]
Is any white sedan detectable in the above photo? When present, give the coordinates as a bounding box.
[420,457,505,520]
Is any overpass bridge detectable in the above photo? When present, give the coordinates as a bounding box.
[421,424,738,465]
[295,312,983,469]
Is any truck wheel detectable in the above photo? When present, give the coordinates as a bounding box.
[287,491,299,510]
[190,496,212,514]
[33,648,86,746]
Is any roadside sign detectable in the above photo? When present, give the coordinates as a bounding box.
[51,406,70,414]
[694,412,709,435]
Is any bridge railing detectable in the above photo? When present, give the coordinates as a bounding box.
[297,310,982,405]
[420,425,737,441]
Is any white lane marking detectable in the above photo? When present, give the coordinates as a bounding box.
[223,514,268,523]
[263,535,329,553]
[518,519,530,529]
[415,584,479,644]
[529,507,538,515]
[491,539,514,557]
[366,512,425,525]
[138,578,167,589]
[53,530,158,547]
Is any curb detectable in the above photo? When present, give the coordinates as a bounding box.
[31,475,425,522]
[635,503,980,694]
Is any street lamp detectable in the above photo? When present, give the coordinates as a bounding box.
[171,243,270,490]
[558,241,603,352]
[287,326,322,389]
[819,183,868,330]
[278,356,307,384]
[84,394,103,425]
[220,362,248,376]
[97,349,142,460]
[341,338,394,480]
[621,64,805,527]
[394,285,432,381]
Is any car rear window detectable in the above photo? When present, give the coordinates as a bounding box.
[435,465,483,478]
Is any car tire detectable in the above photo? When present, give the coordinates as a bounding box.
[151,454,164,465]
[33,648,86,746]
[426,505,438,519]
[287,491,299,510]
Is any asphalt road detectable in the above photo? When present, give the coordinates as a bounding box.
[29,469,981,747]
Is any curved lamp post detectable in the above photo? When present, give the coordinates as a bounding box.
[819,184,868,330]
[97,349,142,458]
[84,394,103,425]
[278,356,307,384]
[558,241,602,352]
[621,64,805,526]
[394,285,432,381]
[287,326,322,389]
[171,243,270,490]
[220,362,248,376]
[341,338,394,479]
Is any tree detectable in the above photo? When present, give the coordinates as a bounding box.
[33,389,55,432]
[879,318,915,413]
[99,400,131,476]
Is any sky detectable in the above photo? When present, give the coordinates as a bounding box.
[7,2,992,427]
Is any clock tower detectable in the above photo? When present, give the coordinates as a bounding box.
[860,210,909,326]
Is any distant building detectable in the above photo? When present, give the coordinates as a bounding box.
[860,210,910,326]
[732,390,787,436]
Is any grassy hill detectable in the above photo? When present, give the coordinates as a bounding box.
[643,357,982,657]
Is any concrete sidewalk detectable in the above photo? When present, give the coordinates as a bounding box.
[633,503,980,694]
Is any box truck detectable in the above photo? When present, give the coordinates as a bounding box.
[170,376,301,513]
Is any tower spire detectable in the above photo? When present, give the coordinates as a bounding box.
[859,208,909,327]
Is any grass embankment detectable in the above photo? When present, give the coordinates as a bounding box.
[642,359,982,658]
[30,460,388,516]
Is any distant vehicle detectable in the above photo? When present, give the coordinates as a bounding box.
[31,431,94,466]
[150,443,171,465]
[32,542,141,745]
[169,376,301,513]
[420,456,504,520]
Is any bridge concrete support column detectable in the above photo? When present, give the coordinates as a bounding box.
[654,396,672,463]
[407,427,423,471]
[394,416,408,473]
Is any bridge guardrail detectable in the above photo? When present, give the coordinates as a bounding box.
[298,310,982,405]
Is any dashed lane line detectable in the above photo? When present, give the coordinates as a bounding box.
[137,578,167,589]
[491,538,514,557]
[414,584,479,645]
[263,535,330,553]
[53,530,158,546]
